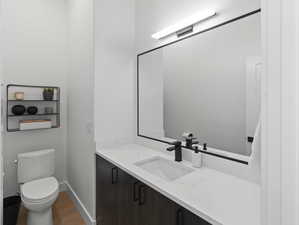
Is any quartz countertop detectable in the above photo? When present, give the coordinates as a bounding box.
[96,144,260,225]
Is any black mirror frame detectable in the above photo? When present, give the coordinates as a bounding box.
[137,9,261,165]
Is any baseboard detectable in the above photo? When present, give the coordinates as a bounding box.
[63,181,96,225]
[59,182,68,192]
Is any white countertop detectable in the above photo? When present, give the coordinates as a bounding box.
[96,144,261,225]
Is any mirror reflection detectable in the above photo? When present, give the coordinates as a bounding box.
[138,12,261,156]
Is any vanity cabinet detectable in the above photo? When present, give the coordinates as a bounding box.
[96,155,211,225]
[96,155,118,225]
[96,156,137,225]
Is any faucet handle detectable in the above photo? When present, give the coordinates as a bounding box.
[166,146,175,152]
[182,132,194,139]
[183,132,199,148]
[166,141,181,151]
[191,140,199,145]
[203,143,207,151]
[171,141,182,146]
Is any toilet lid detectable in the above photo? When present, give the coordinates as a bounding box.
[21,177,58,202]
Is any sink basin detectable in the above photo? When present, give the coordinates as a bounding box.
[135,156,194,181]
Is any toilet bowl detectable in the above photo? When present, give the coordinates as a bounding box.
[17,149,58,225]
[21,177,59,225]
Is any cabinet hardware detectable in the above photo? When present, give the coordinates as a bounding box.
[247,136,254,143]
[133,181,140,202]
[138,185,146,206]
[176,209,184,225]
[111,167,118,184]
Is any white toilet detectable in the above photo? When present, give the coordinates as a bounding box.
[17,149,59,225]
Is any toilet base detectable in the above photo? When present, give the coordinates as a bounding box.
[27,208,53,225]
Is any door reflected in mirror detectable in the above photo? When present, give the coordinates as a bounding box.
[138,11,261,156]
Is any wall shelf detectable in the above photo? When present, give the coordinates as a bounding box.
[7,126,59,133]
[8,113,60,118]
[8,100,59,102]
[7,84,61,132]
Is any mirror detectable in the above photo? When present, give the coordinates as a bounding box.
[138,11,261,156]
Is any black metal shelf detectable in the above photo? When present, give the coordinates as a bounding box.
[7,126,59,132]
[8,113,59,118]
[8,100,59,102]
[7,84,61,132]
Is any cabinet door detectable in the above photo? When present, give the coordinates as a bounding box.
[137,183,178,225]
[96,156,119,225]
[177,208,212,225]
[151,191,178,225]
[116,169,139,225]
[136,184,154,225]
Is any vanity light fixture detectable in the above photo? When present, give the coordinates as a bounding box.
[152,9,216,40]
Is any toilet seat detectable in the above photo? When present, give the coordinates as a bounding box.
[21,177,59,203]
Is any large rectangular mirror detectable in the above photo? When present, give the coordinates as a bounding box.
[138,10,261,157]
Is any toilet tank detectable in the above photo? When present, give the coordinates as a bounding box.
[17,149,55,184]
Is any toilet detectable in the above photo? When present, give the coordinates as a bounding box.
[17,149,59,225]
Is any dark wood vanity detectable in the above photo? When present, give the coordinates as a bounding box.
[96,155,211,225]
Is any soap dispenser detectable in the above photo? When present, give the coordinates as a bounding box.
[192,146,202,168]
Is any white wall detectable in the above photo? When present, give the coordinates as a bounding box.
[2,0,68,197]
[67,0,96,219]
[136,0,260,52]
[94,0,135,147]
[261,0,299,224]
[1,0,135,219]
[0,6,3,220]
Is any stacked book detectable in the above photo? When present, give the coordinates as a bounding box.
[20,120,52,130]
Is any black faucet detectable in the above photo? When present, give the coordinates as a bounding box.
[182,132,199,149]
[203,143,207,151]
[185,137,199,149]
[167,141,182,162]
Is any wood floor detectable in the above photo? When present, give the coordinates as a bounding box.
[17,192,85,225]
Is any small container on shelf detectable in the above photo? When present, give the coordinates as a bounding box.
[44,107,54,114]
[27,106,38,115]
[12,105,26,116]
[14,92,24,100]
[43,88,54,101]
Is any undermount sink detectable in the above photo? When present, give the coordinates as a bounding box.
[135,156,195,182]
